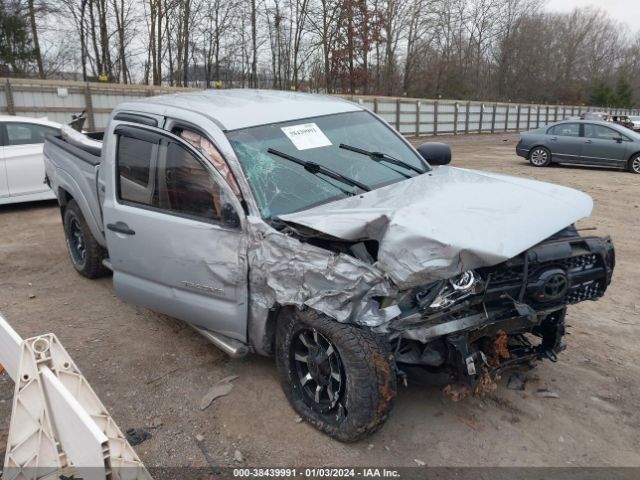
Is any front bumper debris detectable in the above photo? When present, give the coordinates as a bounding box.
[391,233,615,391]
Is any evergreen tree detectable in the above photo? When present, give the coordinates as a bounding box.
[588,81,613,107]
[613,76,633,108]
[0,0,36,74]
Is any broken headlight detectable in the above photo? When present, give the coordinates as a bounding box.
[417,270,484,311]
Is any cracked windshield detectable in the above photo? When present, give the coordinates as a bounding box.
[226,111,427,218]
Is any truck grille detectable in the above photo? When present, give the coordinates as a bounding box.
[479,242,613,308]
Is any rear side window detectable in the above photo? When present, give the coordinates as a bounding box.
[118,136,153,187]
[116,132,225,223]
[117,135,156,207]
[6,122,59,145]
[548,123,579,137]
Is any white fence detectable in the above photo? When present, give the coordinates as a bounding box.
[2,77,639,134]
[0,78,194,131]
[350,96,640,136]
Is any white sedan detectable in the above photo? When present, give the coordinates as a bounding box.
[1,115,61,205]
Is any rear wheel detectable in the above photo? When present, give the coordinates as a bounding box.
[628,153,640,174]
[63,200,109,278]
[275,308,397,442]
[529,147,551,167]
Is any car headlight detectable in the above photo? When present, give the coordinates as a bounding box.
[420,270,484,311]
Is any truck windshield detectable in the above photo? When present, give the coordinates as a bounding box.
[225,110,428,218]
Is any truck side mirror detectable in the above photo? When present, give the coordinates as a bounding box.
[221,203,241,229]
[416,142,452,165]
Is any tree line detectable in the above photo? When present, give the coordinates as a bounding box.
[1,0,639,107]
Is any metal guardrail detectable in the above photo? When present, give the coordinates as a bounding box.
[1,77,639,133]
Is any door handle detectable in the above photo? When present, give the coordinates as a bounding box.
[550,136,558,141]
[107,221,136,235]
[584,139,592,143]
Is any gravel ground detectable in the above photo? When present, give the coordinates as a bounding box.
[0,132,639,469]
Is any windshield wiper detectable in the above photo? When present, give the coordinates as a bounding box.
[267,148,371,192]
[339,143,426,176]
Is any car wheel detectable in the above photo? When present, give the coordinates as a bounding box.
[275,308,397,442]
[529,147,551,167]
[628,153,640,174]
[63,199,109,278]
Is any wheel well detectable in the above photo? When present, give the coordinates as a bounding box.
[57,188,73,217]
[629,151,640,161]
[256,305,285,357]
[528,145,550,158]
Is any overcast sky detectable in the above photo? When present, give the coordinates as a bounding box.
[544,0,640,33]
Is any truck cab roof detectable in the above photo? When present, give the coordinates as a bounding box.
[118,89,362,131]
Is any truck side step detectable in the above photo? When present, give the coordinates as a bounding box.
[188,323,249,358]
[102,258,113,271]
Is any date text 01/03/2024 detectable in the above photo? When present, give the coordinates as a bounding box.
[232,468,401,478]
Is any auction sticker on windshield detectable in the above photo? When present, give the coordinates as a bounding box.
[281,123,332,150]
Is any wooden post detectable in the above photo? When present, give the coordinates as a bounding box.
[415,101,421,136]
[453,102,459,135]
[516,105,521,131]
[373,98,379,114]
[554,105,558,122]
[433,100,439,136]
[465,101,470,134]
[4,79,15,115]
[504,103,510,132]
[490,104,497,133]
[545,105,549,125]
[478,104,484,134]
[395,99,401,131]
[536,106,541,128]
[84,83,96,131]
[527,105,531,130]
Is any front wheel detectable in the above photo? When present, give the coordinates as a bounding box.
[628,153,640,174]
[275,309,397,442]
[529,146,551,167]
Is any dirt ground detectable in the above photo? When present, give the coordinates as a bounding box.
[1,133,639,469]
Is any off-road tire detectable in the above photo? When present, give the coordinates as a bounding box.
[63,199,109,278]
[628,153,640,174]
[529,146,552,167]
[275,308,397,442]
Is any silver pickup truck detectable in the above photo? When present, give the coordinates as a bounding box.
[44,90,615,441]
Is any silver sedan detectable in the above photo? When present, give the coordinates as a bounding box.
[516,120,640,174]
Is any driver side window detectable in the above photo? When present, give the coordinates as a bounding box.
[157,141,223,221]
[584,124,624,140]
[116,128,232,224]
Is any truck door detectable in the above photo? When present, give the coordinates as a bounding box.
[101,124,248,342]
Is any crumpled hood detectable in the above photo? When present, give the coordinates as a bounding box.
[279,166,593,288]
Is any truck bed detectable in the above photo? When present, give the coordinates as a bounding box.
[43,129,107,246]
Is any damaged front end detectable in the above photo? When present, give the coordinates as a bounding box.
[386,228,615,392]
[262,167,615,393]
